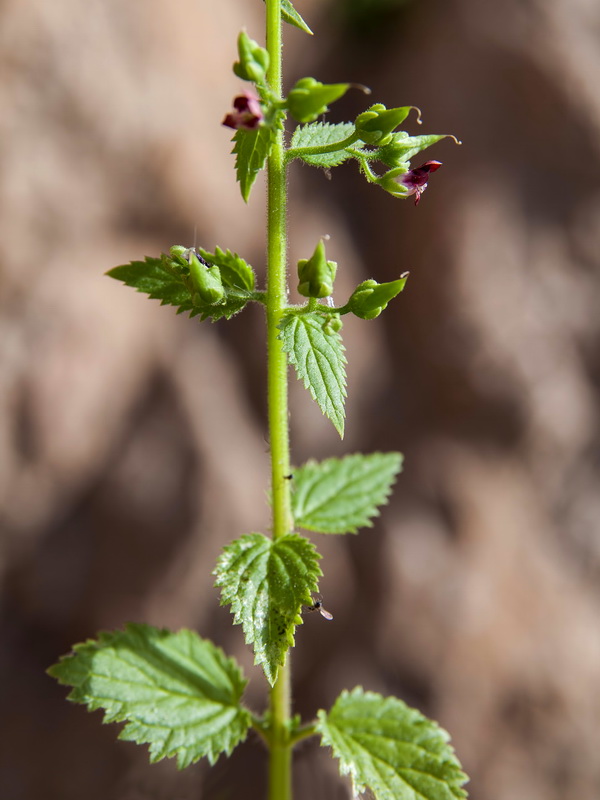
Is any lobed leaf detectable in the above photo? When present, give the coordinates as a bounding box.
[214,533,321,686]
[317,687,469,800]
[47,624,252,769]
[291,122,359,167]
[292,452,403,534]
[279,312,347,437]
[198,246,256,292]
[232,125,275,202]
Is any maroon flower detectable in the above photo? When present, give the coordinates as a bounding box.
[399,160,442,206]
[222,90,263,131]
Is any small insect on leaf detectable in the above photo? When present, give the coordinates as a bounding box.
[304,595,333,621]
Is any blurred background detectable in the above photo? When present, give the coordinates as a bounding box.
[1,0,600,798]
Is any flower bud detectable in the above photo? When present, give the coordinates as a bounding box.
[188,252,225,305]
[354,104,413,146]
[323,314,343,334]
[376,161,442,205]
[297,240,337,298]
[348,275,408,319]
[287,78,349,124]
[232,31,269,84]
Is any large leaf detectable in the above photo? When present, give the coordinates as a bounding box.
[290,122,359,167]
[48,624,252,769]
[318,688,469,800]
[232,125,275,202]
[279,312,347,437]
[214,533,321,686]
[292,452,403,534]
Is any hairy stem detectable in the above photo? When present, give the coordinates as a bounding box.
[265,2,293,799]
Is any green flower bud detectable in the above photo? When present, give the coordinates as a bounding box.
[188,252,225,305]
[287,77,349,124]
[354,104,414,146]
[348,275,408,319]
[323,314,343,334]
[297,240,337,298]
[233,31,269,84]
[168,245,191,269]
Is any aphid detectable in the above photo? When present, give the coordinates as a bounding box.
[304,595,333,621]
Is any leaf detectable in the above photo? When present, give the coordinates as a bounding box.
[317,688,469,800]
[292,452,403,534]
[279,312,347,437]
[107,257,193,310]
[291,122,359,167]
[47,624,252,769]
[232,125,275,202]
[281,0,313,34]
[214,533,321,686]
[107,256,251,322]
[198,246,256,291]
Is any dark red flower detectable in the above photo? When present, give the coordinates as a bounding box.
[222,90,263,130]
[399,160,442,205]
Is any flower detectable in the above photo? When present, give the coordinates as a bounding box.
[399,160,442,205]
[222,90,263,130]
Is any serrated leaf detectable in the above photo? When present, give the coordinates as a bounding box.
[107,257,191,306]
[292,452,402,534]
[232,125,274,202]
[291,122,359,167]
[317,688,469,800]
[279,312,347,437]
[48,624,252,769]
[214,533,321,686]
[198,246,255,291]
[107,256,251,322]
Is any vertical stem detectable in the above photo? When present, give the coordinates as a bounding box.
[265,2,293,800]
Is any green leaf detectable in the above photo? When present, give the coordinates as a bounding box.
[214,533,321,686]
[198,246,256,291]
[47,624,252,769]
[279,312,347,437]
[317,688,469,800]
[107,255,252,322]
[281,0,313,34]
[292,452,403,534]
[107,257,192,310]
[232,125,275,202]
[291,122,360,167]
[287,78,350,124]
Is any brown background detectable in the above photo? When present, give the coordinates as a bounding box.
[1,0,599,798]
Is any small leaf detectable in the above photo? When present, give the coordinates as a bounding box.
[291,122,360,167]
[214,533,321,686]
[317,688,469,800]
[292,452,403,534]
[232,125,275,202]
[198,246,256,291]
[48,624,252,769]
[107,257,191,307]
[107,256,250,322]
[281,0,313,34]
[279,312,347,437]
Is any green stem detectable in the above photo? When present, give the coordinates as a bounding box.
[285,132,360,163]
[265,2,293,800]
